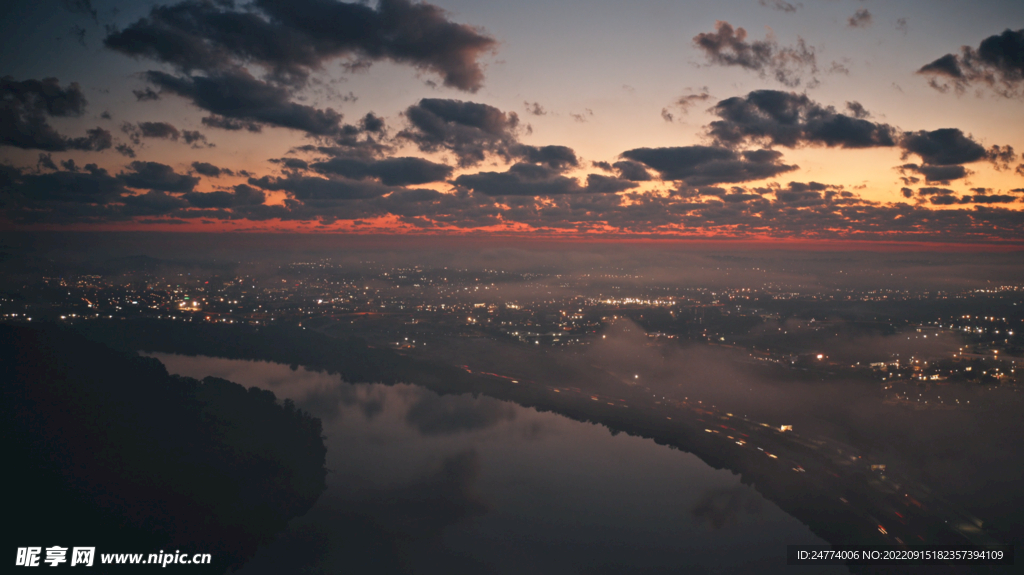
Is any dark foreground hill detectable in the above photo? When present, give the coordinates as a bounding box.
[1,324,327,573]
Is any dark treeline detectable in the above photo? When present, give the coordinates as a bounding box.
[2,324,327,573]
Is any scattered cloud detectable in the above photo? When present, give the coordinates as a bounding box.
[707,90,897,149]
[104,0,496,92]
[662,89,713,122]
[524,101,546,116]
[145,70,344,137]
[132,88,160,102]
[758,0,800,14]
[453,163,635,197]
[119,161,199,192]
[918,28,1024,98]
[620,146,798,185]
[900,128,987,166]
[693,21,817,87]
[847,9,873,29]
[311,156,453,186]
[191,161,234,178]
[1,76,111,152]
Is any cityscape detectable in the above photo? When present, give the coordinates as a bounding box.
[4,0,1024,572]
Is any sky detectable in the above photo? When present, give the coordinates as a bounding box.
[1,0,1023,245]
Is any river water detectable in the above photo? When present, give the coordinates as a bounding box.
[148,353,843,574]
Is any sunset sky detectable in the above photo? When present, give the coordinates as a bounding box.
[1,0,1023,244]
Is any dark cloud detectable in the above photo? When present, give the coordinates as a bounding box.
[928,194,959,205]
[919,54,961,80]
[360,112,385,134]
[120,190,190,215]
[133,87,161,102]
[104,0,496,92]
[619,146,798,185]
[183,184,266,208]
[759,0,799,14]
[584,174,639,195]
[918,28,1024,98]
[986,145,1017,171]
[311,156,453,186]
[899,163,969,183]
[1,76,110,151]
[513,144,578,170]
[847,9,873,29]
[454,163,636,197]
[139,121,180,140]
[146,70,343,136]
[675,91,712,113]
[523,101,546,116]
[398,98,520,166]
[693,21,817,87]
[569,108,594,123]
[248,174,393,201]
[845,101,869,119]
[181,129,211,147]
[115,143,136,158]
[67,127,113,151]
[967,193,1019,204]
[201,115,262,133]
[0,164,133,223]
[124,121,208,149]
[612,160,652,182]
[398,99,579,170]
[708,90,897,149]
[918,186,956,196]
[270,157,310,170]
[896,18,909,35]
[119,161,199,192]
[36,153,58,172]
[900,128,987,166]
[770,181,840,206]
[662,90,713,122]
[191,161,233,177]
[454,164,580,196]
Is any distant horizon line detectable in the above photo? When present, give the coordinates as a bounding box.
[2,230,1022,253]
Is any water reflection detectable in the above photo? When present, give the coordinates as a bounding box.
[149,353,843,574]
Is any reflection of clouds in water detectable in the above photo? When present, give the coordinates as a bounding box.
[519,419,551,441]
[155,354,833,573]
[236,450,491,575]
[404,391,517,436]
[147,353,389,422]
[691,486,764,530]
[366,449,489,534]
[297,382,387,422]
